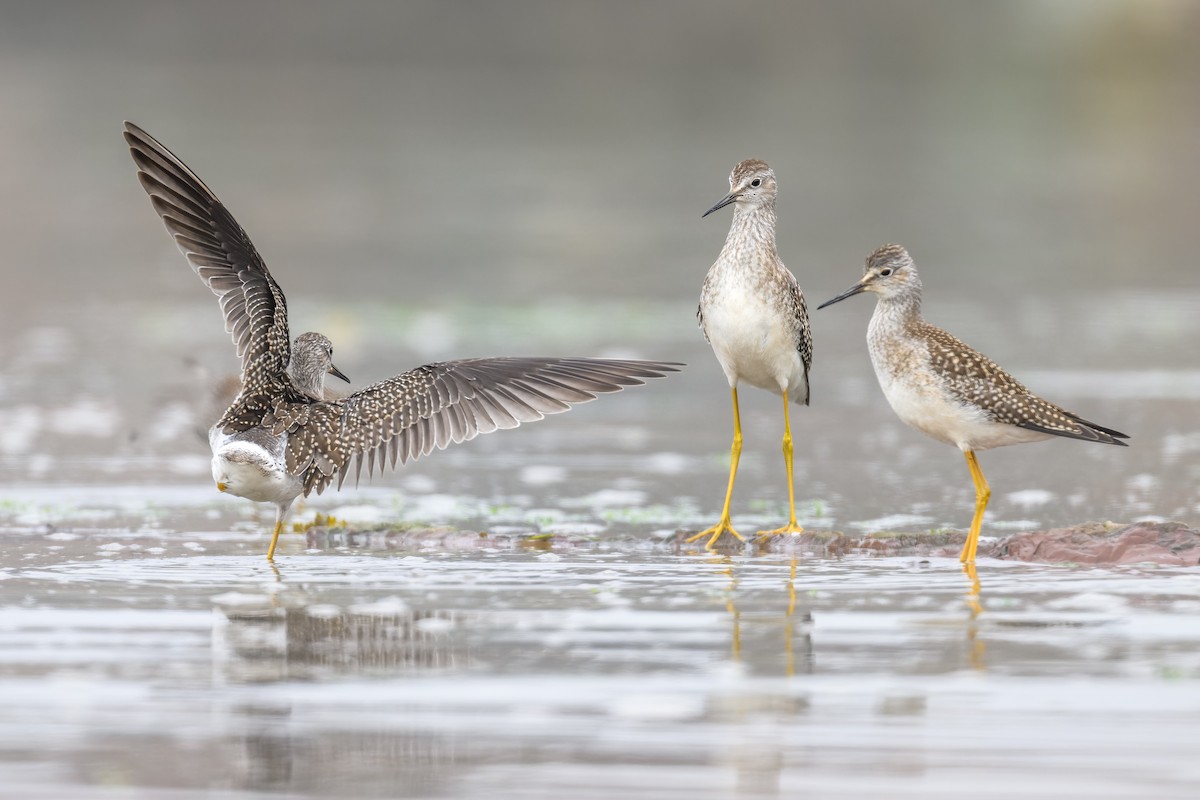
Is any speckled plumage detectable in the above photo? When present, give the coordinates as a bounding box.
[818,243,1128,563]
[689,159,812,549]
[125,122,680,557]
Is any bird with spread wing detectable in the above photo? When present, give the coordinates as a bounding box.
[125,122,680,559]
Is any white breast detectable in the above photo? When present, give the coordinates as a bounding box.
[702,280,806,399]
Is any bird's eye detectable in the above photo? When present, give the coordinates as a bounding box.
[750,178,762,187]
[879,268,894,277]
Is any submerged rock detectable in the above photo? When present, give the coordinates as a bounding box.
[990,521,1200,566]
[303,519,1200,566]
[675,521,1200,565]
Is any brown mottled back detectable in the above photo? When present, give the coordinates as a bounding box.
[916,321,1120,442]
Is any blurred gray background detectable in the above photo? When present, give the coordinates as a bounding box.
[2,0,1198,531]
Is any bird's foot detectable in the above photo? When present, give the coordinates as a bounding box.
[292,512,348,533]
[685,519,745,551]
[757,522,805,539]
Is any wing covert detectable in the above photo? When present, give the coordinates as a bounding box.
[280,357,681,495]
[923,325,1127,444]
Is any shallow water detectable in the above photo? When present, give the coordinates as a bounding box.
[4,527,1200,799]
[3,2,1200,797]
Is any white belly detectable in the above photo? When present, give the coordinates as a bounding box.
[209,427,302,505]
[702,285,806,399]
[877,372,1052,451]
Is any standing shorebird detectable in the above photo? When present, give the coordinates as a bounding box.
[125,122,680,559]
[818,244,1128,562]
[690,159,812,550]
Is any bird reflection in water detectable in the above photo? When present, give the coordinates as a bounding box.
[784,557,798,678]
[712,555,809,677]
[214,603,467,682]
[963,561,986,670]
[214,598,467,792]
[714,555,742,661]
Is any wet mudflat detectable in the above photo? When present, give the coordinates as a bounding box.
[3,522,1200,799]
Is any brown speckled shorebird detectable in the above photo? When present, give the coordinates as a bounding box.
[691,159,812,550]
[125,122,680,560]
[818,244,1128,562]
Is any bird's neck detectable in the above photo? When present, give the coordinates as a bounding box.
[867,292,923,344]
[718,203,779,267]
[286,360,326,401]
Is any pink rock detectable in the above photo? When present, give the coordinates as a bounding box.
[990,521,1200,566]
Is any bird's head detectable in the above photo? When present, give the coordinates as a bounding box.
[288,332,350,400]
[818,244,922,309]
[703,159,777,217]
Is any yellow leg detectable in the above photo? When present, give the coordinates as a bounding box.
[266,517,284,561]
[686,387,746,550]
[759,394,805,538]
[960,450,991,563]
[266,501,293,561]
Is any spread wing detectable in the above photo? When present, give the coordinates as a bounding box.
[125,121,290,392]
[920,323,1128,445]
[267,357,682,495]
